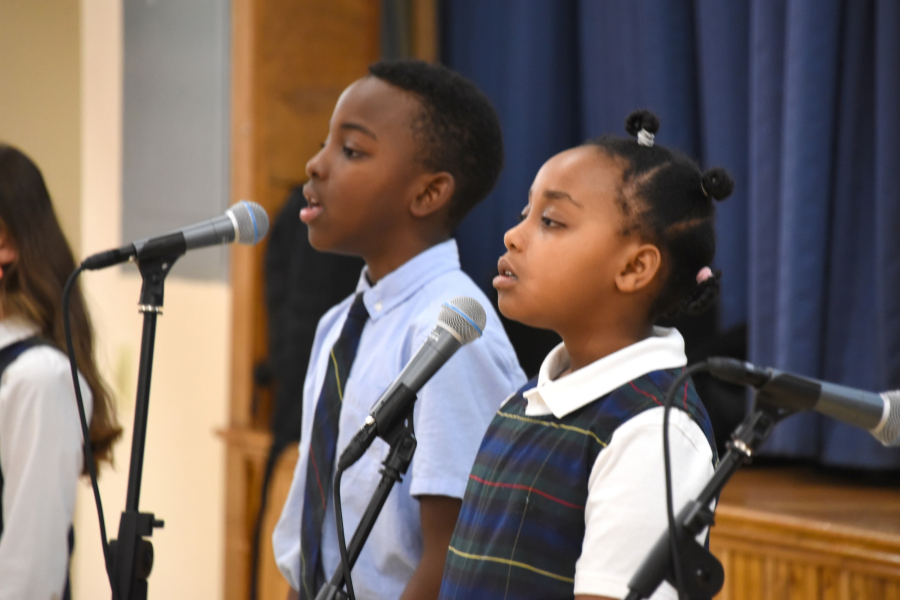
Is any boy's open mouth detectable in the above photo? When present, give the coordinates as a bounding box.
[300,196,323,223]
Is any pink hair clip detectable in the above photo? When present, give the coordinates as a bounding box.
[696,266,713,284]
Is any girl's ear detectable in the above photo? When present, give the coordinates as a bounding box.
[0,230,17,266]
[616,243,661,293]
[410,171,456,218]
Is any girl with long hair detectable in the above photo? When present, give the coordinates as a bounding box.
[0,143,121,599]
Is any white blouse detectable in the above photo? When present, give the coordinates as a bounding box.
[0,316,93,600]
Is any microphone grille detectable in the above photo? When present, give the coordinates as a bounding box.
[228,200,270,244]
[876,390,900,446]
[438,296,486,345]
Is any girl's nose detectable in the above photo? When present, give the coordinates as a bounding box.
[503,220,525,251]
[306,147,327,180]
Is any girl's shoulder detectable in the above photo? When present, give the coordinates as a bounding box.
[573,368,694,428]
[0,340,77,396]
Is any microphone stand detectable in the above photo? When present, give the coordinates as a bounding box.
[109,242,184,600]
[315,405,419,600]
[624,400,789,600]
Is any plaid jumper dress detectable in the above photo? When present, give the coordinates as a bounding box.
[440,368,716,600]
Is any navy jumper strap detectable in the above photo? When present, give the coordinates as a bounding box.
[0,335,46,537]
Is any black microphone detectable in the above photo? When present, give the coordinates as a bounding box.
[81,200,270,270]
[337,296,487,470]
[707,357,900,445]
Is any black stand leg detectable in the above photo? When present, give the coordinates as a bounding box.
[315,409,418,600]
[110,254,180,600]
[625,406,783,600]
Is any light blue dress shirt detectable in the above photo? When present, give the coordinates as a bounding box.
[273,239,526,599]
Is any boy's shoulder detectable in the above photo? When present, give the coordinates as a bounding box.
[411,266,489,317]
[412,267,512,347]
[406,266,524,379]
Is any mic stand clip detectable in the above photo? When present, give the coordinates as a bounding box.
[315,405,418,600]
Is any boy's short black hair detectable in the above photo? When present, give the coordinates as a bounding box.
[368,59,504,228]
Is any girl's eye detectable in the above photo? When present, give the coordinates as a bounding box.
[541,215,563,228]
[518,206,530,222]
[319,141,326,149]
[343,146,362,159]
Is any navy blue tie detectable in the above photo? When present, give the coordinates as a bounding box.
[299,293,368,598]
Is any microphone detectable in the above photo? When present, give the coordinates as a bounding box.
[81,200,270,270]
[337,296,487,470]
[707,357,900,446]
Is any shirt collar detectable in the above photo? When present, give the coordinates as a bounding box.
[0,315,40,349]
[523,326,687,418]
[356,239,460,321]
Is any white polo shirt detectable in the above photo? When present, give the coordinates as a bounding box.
[0,315,92,600]
[521,327,715,600]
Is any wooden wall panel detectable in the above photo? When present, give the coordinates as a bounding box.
[230,0,380,432]
[257,446,301,600]
[226,0,380,598]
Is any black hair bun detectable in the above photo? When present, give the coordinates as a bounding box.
[625,109,660,136]
[682,269,722,316]
[701,167,734,201]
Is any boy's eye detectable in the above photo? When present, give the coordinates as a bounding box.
[343,146,363,159]
[518,206,530,222]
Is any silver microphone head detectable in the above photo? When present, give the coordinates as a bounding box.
[438,296,486,345]
[227,200,270,244]
[874,390,900,446]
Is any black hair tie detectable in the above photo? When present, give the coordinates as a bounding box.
[700,167,735,201]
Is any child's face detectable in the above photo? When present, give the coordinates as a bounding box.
[301,76,427,255]
[494,147,642,332]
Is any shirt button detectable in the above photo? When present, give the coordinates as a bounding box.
[374,302,383,311]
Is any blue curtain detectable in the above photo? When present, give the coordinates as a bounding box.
[443,0,900,468]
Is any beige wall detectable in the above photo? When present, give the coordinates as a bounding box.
[0,0,82,251]
[74,1,230,597]
[1,0,231,597]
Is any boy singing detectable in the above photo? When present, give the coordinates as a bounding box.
[273,60,525,600]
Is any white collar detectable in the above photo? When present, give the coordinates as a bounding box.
[522,327,687,418]
[0,315,40,350]
[355,239,460,322]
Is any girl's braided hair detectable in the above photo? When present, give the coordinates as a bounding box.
[586,109,734,319]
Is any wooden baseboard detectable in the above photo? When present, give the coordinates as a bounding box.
[711,466,900,599]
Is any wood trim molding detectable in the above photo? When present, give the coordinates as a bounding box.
[226,1,381,597]
[411,0,437,62]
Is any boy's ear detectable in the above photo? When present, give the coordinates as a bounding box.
[410,172,456,218]
[615,243,661,293]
